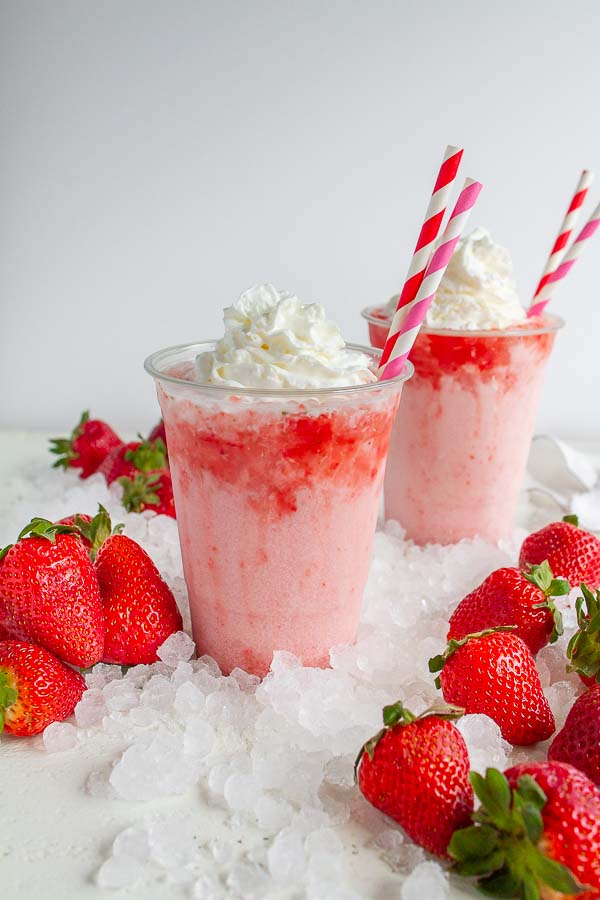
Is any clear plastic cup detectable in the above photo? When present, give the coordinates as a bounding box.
[361,306,563,545]
[145,342,412,675]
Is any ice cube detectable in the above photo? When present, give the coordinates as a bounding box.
[171,660,194,685]
[401,861,449,899]
[43,721,77,752]
[224,773,262,812]
[86,769,117,799]
[75,689,107,727]
[197,655,221,677]
[255,794,294,831]
[208,838,236,866]
[103,680,139,713]
[305,828,343,857]
[184,717,215,758]
[175,682,205,717]
[310,887,363,900]
[157,630,196,667]
[96,855,143,889]
[193,873,225,899]
[269,651,302,674]
[148,814,198,868]
[230,667,261,693]
[544,680,581,729]
[226,862,270,899]
[456,714,511,773]
[109,729,199,800]
[113,826,150,861]
[267,828,306,882]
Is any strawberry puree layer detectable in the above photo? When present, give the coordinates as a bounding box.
[158,388,399,675]
[384,325,557,545]
[366,310,390,350]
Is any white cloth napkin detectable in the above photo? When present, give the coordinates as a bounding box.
[523,435,600,532]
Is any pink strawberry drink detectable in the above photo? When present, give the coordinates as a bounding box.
[146,286,411,675]
[362,229,563,545]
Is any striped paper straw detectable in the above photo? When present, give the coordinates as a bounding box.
[379,178,483,381]
[528,200,600,317]
[529,169,594,311]
[378,145,463,368]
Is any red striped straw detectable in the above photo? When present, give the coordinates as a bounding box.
[528,200,600,318]
[378,145,463,368]
[528,170,594,316]
[379,178,483,381]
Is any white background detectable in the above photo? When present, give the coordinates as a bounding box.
[2,0,599,437]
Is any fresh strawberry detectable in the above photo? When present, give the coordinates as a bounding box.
[549,685,600,786]
[429,629,555,745]
[449,763,600,899]
[119,469,176,518]
[49,411,121,478]
[519,514,600,590]
[0,519,104,667]
[97,436,167,486]
[448,562,569,655]
[356,701,473,858]
[148,420,167,452]
[94,532,182,665]
[566,584,600,688]
[0,640,85,736]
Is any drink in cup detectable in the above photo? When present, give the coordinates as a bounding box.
[146,285,411,675]
[362,229,563,545]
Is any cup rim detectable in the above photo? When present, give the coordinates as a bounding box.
[360,305,565,338]
[144,340,413,397]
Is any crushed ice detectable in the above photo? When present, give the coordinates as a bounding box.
[0,463,586,898]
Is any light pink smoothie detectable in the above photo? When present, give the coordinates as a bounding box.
[362,307,563,545]
[145,342,410,676]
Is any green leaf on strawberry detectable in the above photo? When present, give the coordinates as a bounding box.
[562,514,579,526]
[566,583,600,684]
[523,560,570,598]
[124,437,167,473]
[521,561,569,644]
[0,671,18,733]
[49,410,90,469]
[75,505,124,561]
[17,518,79,543]
[449,769,585,898]
[118,472,162,513]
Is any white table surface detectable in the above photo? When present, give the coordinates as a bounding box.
[4,431,595,900]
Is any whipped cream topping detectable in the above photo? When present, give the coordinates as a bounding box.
[384,228,526,331]
[196,284,376,389]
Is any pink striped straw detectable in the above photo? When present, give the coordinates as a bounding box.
[379,178,483,381]
[529,200,600,317]
[379,145,463,368]
[529,169,594,315]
